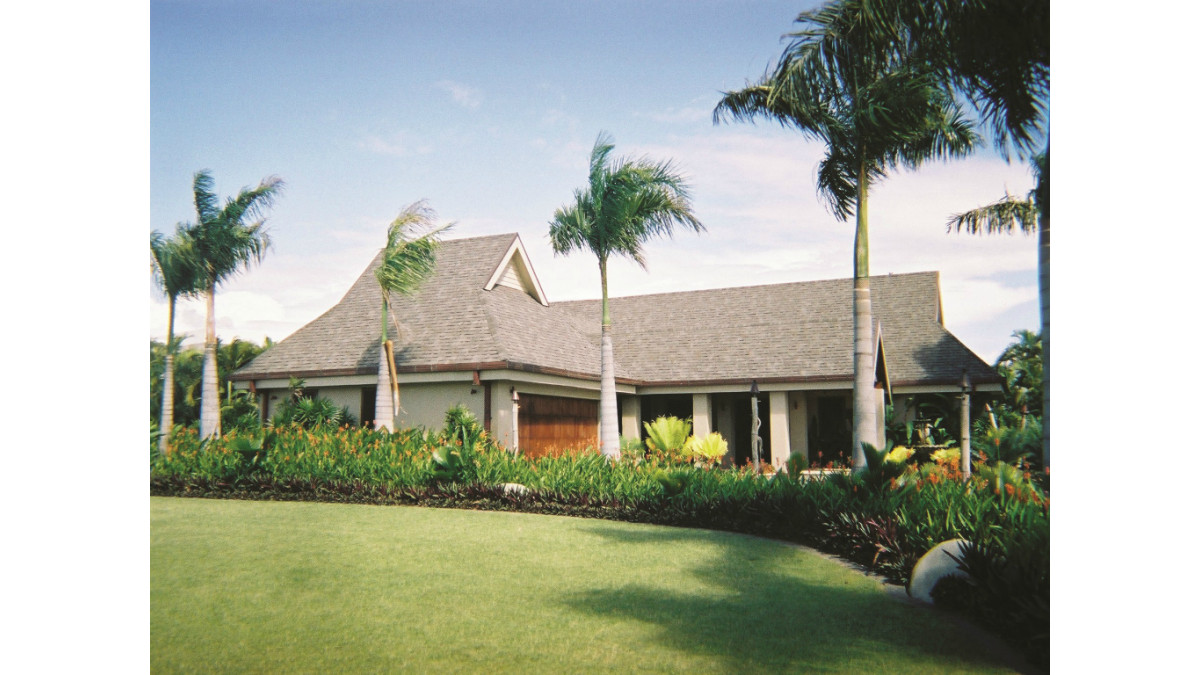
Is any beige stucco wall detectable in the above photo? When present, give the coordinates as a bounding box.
[393,382,487,432]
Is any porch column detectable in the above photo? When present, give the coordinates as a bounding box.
[692,393,711,438]
[620,396,642,441]
[769,391,791,470]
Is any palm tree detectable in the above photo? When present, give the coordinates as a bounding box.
[373,201,452,432]
[884,0,1049,465]
[549,132,705,459]
[150,227,201,454]
[993,329,1043,418]
[714,1,976,472]
[184,169,284,439]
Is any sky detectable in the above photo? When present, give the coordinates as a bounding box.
[149,0,1041,363]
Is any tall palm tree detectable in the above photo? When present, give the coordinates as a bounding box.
[549,132,704,460]
[373,201,452,432]
[184,169,284,439]
[714,1,976,473]
[150,227,201,454]
[883,0,1049,466]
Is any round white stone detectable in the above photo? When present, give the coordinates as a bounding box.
[908,539,972,604]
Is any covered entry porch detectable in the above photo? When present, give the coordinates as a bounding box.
[621,383,886,470]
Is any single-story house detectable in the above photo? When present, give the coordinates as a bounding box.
[231,232,1001,468]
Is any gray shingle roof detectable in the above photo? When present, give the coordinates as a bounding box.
[233,233,998,386]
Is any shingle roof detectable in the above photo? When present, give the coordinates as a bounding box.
[233,233,998,386]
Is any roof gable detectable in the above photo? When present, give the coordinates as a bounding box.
[483,235,548,306]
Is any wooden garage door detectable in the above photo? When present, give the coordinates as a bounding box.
[518,394,598,459]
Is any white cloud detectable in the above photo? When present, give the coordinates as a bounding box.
[436,80,482,109]
[358,131,433,157]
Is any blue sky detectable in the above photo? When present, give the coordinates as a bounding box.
[150,0,1040,362]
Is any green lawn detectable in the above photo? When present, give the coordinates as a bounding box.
[151,497,1027,674]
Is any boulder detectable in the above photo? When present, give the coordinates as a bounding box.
[499,483,530,496]
[908,539,971,604]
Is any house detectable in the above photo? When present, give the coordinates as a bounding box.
[231,232,1001,468]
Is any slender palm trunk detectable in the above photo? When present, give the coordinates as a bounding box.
[851,163,877,473]
[375,297,394,432]
[1037,148,1049,468]
[199,282,221,439]
[598,257,620,460]
[159,294,176,455]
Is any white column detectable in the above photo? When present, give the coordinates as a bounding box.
[692,393,711,438]
[620,396,642,441]
[769,391,791,470]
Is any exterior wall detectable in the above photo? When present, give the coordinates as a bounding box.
[322,386,366,423]
[620,396,642,441]
[692,394,712,438]
[392,382,486,432]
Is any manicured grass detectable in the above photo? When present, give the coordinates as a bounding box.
[152,497,1026,674]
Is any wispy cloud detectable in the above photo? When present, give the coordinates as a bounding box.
[357,131,433,157]
[436,80,482,109]
[636,105,713,124]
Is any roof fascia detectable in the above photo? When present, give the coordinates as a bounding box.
[483,234,549,306]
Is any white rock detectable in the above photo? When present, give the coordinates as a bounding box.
[499,483,530,496]
[908,539,971,604]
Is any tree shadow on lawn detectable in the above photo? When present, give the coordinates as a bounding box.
[560,524,1036,674]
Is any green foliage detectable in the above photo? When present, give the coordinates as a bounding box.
[441,404,482,443]
[619,436,647,461]
[643,416,692,464]
[272,396,348,430]
[973,415,1042,467]
[994,330,1042,417]
[786,451,809,475]
[150,337,271,429]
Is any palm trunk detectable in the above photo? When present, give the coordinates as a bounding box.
[199,282,221,440]
[598,257,620,460]
[1037,147,1049,469]
[851,163,876,473]
[375,296,393,431]
[159,294,176,455]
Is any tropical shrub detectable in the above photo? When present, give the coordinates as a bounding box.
[620,436,647,461]
[272,396,349,430]
[643,416,692,464]
[785,451,809,474]
[973,414,1042,467]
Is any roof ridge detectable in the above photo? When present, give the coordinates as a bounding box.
[555,270,940,307]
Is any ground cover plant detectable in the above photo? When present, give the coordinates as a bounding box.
[152,497,1032,674]
[151,415,1049,668]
